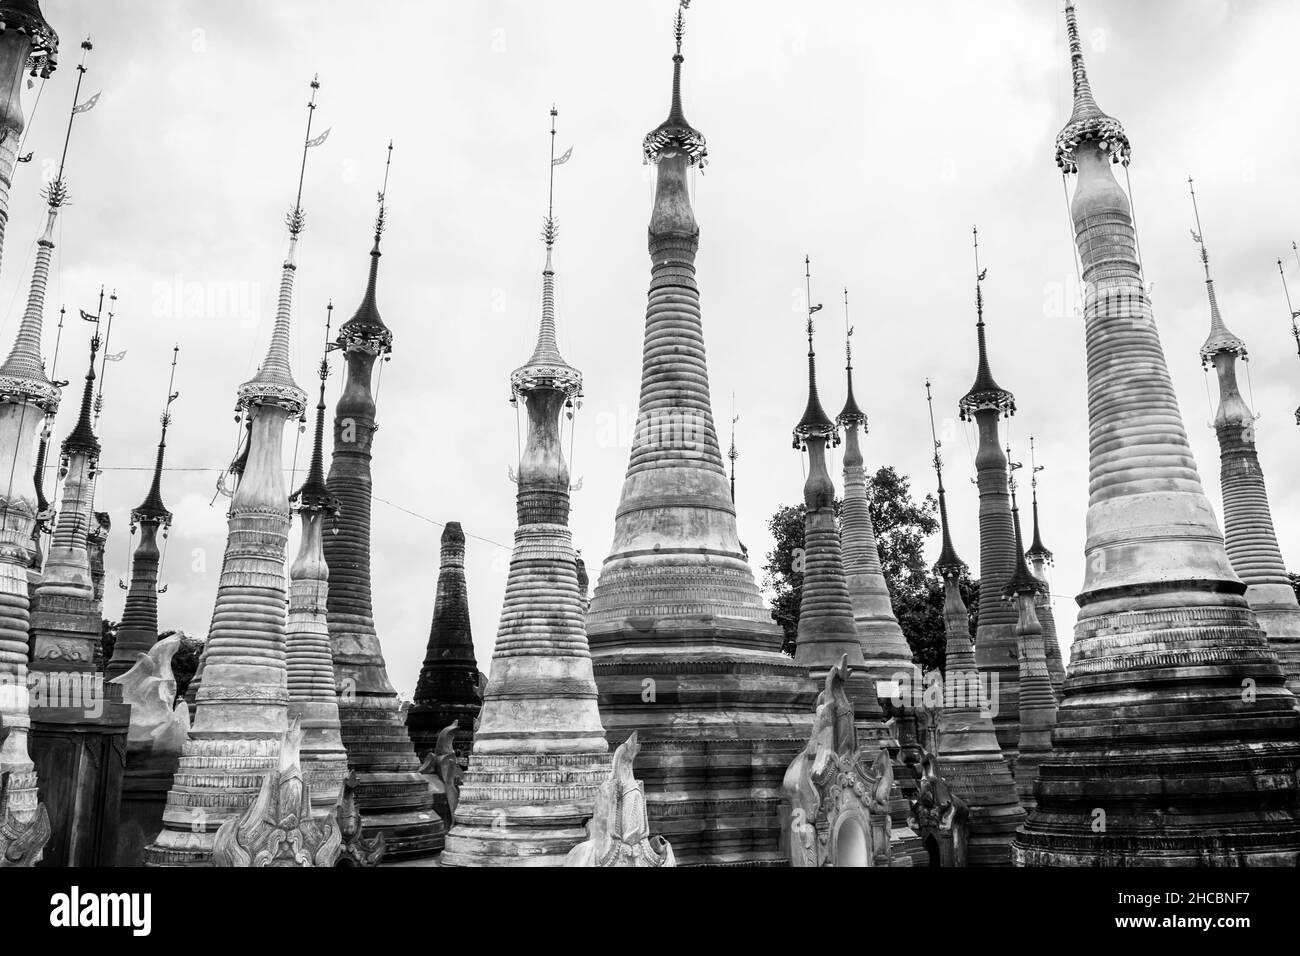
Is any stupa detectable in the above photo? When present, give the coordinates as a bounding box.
[1002,463,1056,812]
[322,147,441,860]
[407,521,481,764]
[957,228,1020,763]
[1024,438,1065,695]
[440,106,609,867]
[286,316,348,819]
[836,292,915,689]
[1190,179,1300,697]
[1013,2,1300,866]
[585,1,814,866]
[0,0,57,869]
[924,381,1023,866]
[105,347,178,682]
[145,78,321,866]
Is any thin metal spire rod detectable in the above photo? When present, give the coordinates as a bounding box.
[93,289,117,426]
[49,305,66,379]
[1188,176,1211,278]
[925,378,944,492]
[973,224,987,322]
[548,105,557,226]
[1029,434,1044,501]
[292,76,321,221]
[843,287,853,365]
[804,254,822,348]
[1279,256,1300,357]
[54,38,93,190]
[160,343,180,433]
[375,141,393,239]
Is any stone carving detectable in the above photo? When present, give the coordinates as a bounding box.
[0,770,50,868]
[212,718,341,867]
[783,655,892,867]
[418,720,463,827]
[564,732,675,868]
[335,772,384,867]
[111,633,189,755]
[908,746,969,868]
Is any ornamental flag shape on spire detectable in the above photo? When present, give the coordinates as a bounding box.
[147,78,323,867]
[441,106,609,868]
[1012,3,1300,867]
[1188,179,1300,696]
[586,0,815,867]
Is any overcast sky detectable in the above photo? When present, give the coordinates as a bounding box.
[8,0,1300,697]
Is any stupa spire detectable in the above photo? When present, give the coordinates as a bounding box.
[1190,183,1300,696]
[794,256,833,442]
[642,0,706,169]
[322,141,440,861]
[147,78,324,866]
[285,307,347,823]
[925,380,1024,864]
[1013,4,1300,867]
[1055,1,1130,174]
[837,285,915,688]
[104,345,179,681]
[1024,436,1065,695]
[956,227,1021,763]
[442,107,608,867]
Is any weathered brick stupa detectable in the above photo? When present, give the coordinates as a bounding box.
[145,79,321,866]
[286,325,348,820]
[586,2,813,867]
[924,381,1023,865]
[1190,180,1300,698]
[440,107,609,866]
[1024,439,1065,696]
[27,46,129,868]
[836,294,915,690]
[1013,3,1300,866]
[790,265,874,717]
[105,348,178,682]
[958,229,1020,763]
[1002,469,1056,812]
[322,150,440,860]
[0,0,58,868]
[407,521,481,764]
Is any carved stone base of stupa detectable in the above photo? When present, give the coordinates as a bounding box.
[589,632,817,867]
[338,699,444,858]
[1012,600,1300,866]
[440,751,609,866]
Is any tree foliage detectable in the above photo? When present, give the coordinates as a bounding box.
[762,464,978,672]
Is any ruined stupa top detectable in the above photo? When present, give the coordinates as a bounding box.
[642,1,707,168]
[0,0,58,77]
[1055,1,1130,173]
